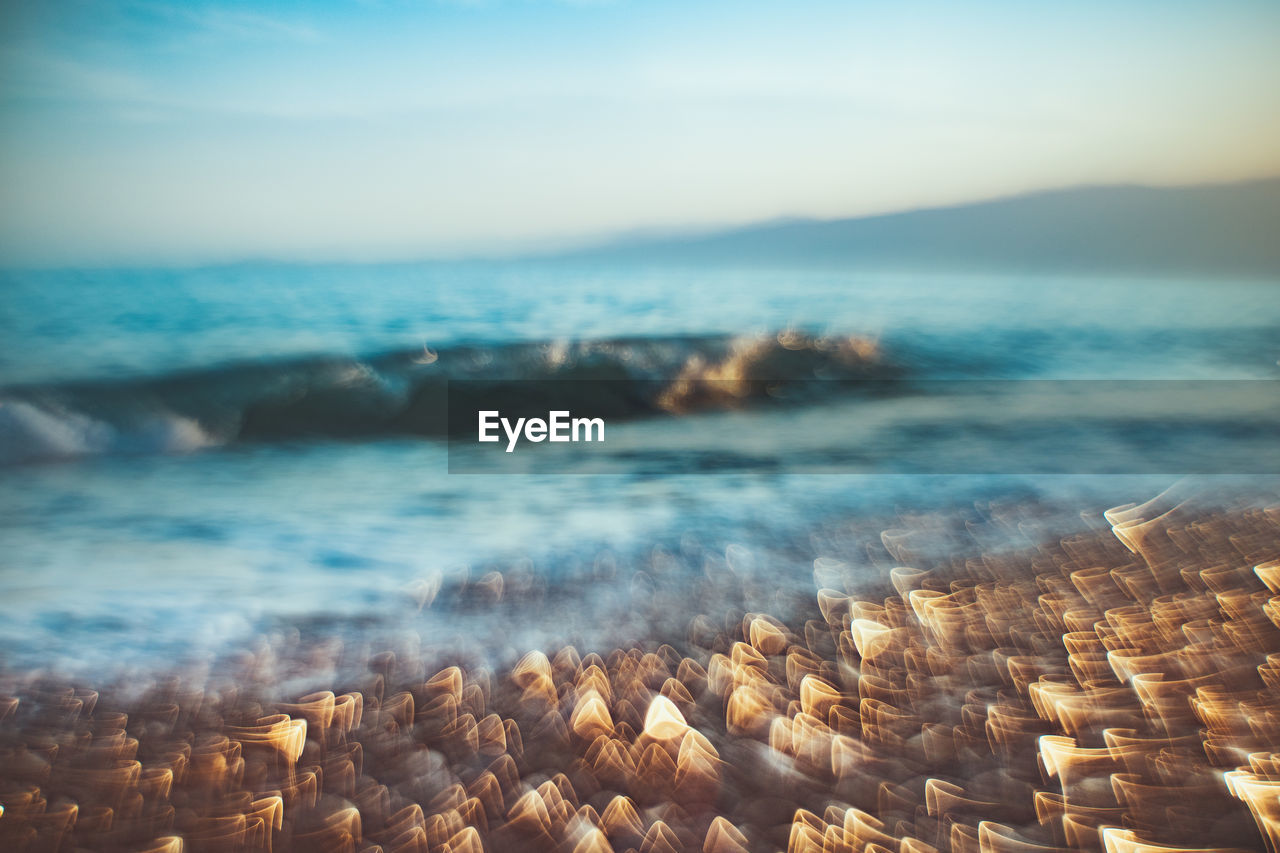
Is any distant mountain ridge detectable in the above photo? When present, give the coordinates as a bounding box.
[566,177,1280,277]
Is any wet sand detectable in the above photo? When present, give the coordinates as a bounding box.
[2,490,1279,852]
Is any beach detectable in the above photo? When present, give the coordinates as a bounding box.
[3,484,1279,851]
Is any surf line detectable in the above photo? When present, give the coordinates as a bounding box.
[478,410,605,452]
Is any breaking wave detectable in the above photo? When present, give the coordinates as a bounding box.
[0,332,895,465]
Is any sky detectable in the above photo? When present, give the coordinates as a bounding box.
[1,0,1278,266]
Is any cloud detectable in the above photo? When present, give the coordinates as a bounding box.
[0,46,154,104]
[3,2,325,51]
[137,3,323,45]
[0,2,326,120]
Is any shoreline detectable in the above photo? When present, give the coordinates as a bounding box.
[2,490,1278,851]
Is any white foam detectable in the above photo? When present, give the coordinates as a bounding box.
[0,399,112,464]
[0,399,218,465]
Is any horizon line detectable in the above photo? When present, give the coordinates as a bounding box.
[4,172,1278,274]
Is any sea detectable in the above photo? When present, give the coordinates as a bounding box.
[1,262,1277,677]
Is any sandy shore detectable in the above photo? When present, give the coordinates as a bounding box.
[2,490,1279,852]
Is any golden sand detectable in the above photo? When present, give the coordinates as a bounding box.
[2,492,1279,852]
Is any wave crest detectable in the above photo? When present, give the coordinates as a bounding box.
[0,331,892,465]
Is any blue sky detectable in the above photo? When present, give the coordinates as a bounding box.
[1,0,1278,265]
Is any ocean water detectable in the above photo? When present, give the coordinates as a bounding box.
[1,262,1278,674]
